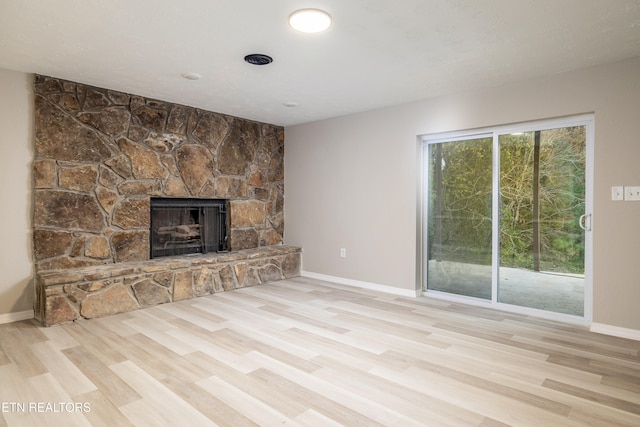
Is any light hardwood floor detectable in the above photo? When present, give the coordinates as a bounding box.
[1,277,639,426]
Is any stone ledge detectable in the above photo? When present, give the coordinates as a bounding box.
[35,245,302,327]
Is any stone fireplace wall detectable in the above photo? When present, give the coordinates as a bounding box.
[33,75,285,271]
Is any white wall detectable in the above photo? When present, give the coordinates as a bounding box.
[285,57,640,332]
[0,69,34,319]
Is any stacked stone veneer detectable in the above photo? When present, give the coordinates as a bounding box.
[32,75,299,326]
[37,246,301,326]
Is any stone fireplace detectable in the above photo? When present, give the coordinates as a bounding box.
[33,75,301,326]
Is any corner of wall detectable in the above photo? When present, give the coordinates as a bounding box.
[0,68,35,317]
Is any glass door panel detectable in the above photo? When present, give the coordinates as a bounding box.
[426,136,493,299]
[498,126,586,316]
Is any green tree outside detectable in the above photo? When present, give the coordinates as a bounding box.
[428,126,585,274]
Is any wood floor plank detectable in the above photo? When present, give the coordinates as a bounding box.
[259,304,351,335]
[0,342,11,366]
[328,298,440,330]
[61,345,141,407]
[97,333,185,382]
[218,286,297,310]
[373,364,585,426]
[0,364,41,426]
[294,408,345,427]
[157,301,227,330]
[0,326,48,377]
[171,318,323,374]
[329,307,448,348]
[111,360,217,427]
[567,406,640,427]
[5,321,48,345]
[193,296,282,325]
[489,371,640,426]
[601,373,640,394]
[0,278,639,426]
[59,323,128,366]
[197,375,300,426]
[29,340,96,398]
[245,349,412,427]
[122,312,199,356]
[206,359,310,418]
[543,378,640,414]
[23,372,91,427]
[219,321,321,361]
[39,324,81,350]
[309,354,488,426]
[74,389,135,427]
[160,375,259,427]
[280,327,387,371]
[249,367,405,426]
[75,313,138,337]
[163,325,263,374]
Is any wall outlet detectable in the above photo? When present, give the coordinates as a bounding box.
[625,186,640,201]
[612,186,624,201]
[340,248,346,258]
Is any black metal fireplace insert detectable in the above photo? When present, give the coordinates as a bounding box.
[150,198,228,258]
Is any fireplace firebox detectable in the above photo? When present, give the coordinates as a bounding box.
[150,198,228,258]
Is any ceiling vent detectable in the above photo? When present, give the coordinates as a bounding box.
[244,54,273,65]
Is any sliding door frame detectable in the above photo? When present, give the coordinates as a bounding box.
[420,114,594,323]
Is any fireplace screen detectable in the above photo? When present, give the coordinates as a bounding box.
[150,198,228,258]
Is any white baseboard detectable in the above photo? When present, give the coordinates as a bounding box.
[590,323,640,341]
[301,271,421,298]
[0,310,34,325]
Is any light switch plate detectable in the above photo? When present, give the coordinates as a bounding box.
[625,186,640,201]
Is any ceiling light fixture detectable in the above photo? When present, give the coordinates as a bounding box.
[289,9,332,33]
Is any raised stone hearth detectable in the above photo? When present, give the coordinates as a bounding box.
[36,246,301,326]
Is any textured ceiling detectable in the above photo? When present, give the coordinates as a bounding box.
[1,0,640,126]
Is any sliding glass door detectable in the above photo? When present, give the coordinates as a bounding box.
[498,127,587,315]
[426,135,493,299]
[423,117,592,319]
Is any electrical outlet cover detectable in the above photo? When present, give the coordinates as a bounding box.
[612,186,624,201]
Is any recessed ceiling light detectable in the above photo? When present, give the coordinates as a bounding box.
[289,9,332,33]
[244,53,274,65]
[181,72,202,80]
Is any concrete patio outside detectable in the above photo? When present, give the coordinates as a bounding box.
[427,260,584,316]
